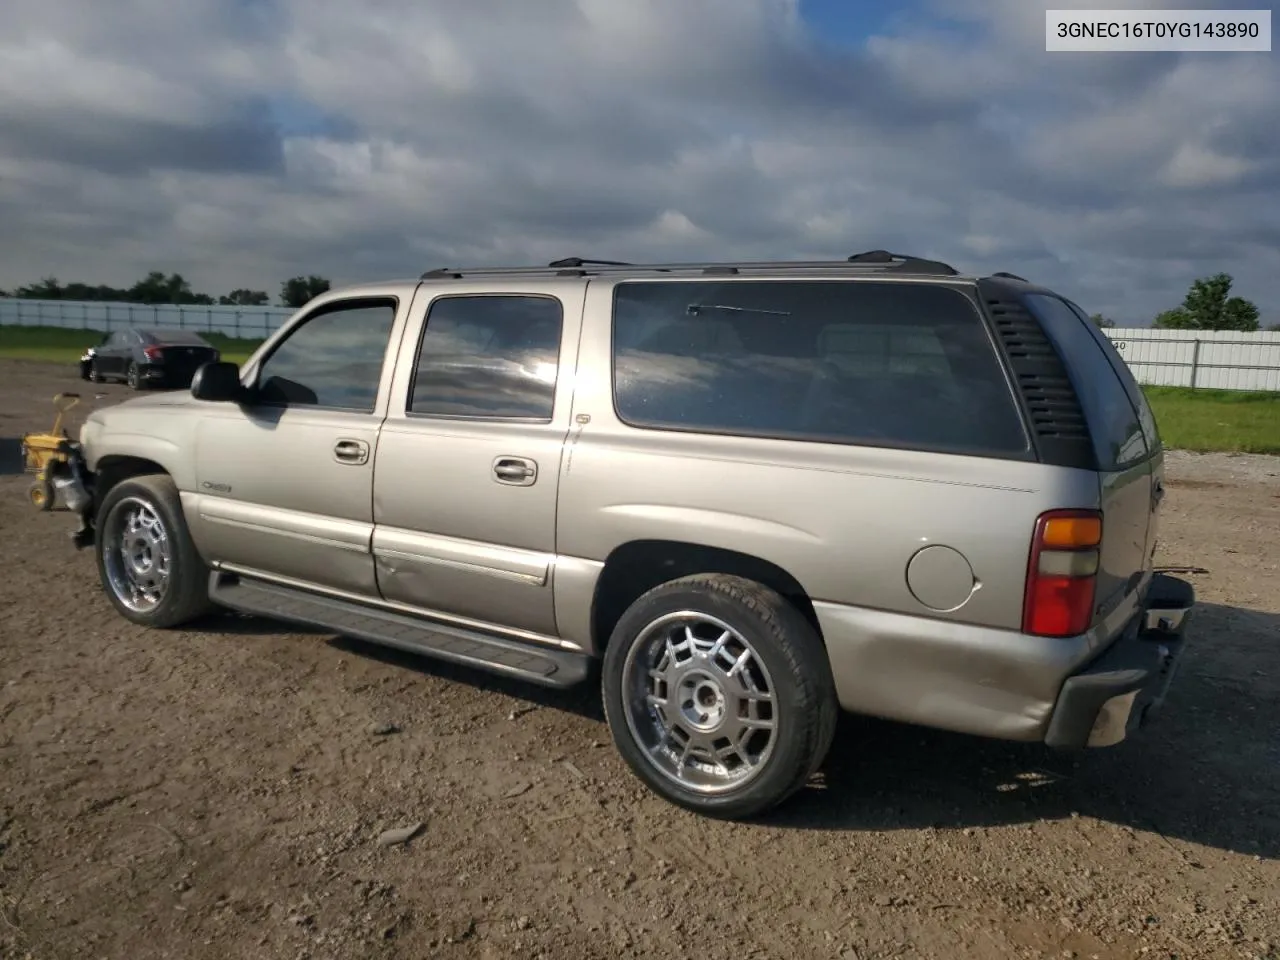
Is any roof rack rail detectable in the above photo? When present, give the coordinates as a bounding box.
[990,271,1029,282]
[847,249,959,276]
[420,253,962,281]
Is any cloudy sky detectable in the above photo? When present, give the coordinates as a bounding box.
[0,0,1276,325]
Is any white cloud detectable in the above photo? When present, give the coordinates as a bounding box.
[1160,144,1254,189]
[0,0,1276,325]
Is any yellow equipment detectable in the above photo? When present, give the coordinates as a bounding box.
[20,393,81,511]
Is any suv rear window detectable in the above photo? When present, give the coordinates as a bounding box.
[1024,294,1149,471]
[611,280,1030,458]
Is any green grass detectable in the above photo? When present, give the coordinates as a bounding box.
[1,325,1276,454]
[0,324,264,365]
[1144,386,1280,455]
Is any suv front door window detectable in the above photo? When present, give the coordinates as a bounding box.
[254,303,395,411]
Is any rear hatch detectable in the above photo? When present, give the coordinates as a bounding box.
[1021,294,1161,624]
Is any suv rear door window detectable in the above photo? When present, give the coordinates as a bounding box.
[409,295,563,420]
[1024,294,1148,470]
[611,280,1030,458]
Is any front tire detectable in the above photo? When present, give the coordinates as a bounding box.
[95,474,213,628]
[602,574,837,819]
[88,361,102,383]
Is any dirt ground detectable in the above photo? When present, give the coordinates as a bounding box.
[0,358,1277,960]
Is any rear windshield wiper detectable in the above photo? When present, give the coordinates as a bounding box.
[686,304,791,317]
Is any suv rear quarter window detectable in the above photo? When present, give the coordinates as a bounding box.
[611,280,1031,458]
[1065,299,1161,454]
[1023,293,1149,471]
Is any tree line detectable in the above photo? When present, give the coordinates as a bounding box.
[0,268,1272,329]
[0,272,332,309]
[1089,273,1270,331]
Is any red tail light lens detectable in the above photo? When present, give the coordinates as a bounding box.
[143,345,163,361]
[1023,509,1102,638]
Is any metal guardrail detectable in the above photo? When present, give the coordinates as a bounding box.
[0,298,293,340]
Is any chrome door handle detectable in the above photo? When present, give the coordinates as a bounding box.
[493,456,537,486]
[333,438,370,465]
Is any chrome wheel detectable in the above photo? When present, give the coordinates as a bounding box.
[622,611,777,795]
[126,363,140,389]
[103,497,171,613]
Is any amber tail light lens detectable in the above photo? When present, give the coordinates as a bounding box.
[1023,510,1102,638]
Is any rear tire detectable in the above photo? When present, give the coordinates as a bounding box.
[126,362,145,390]
[95,474,214,628]
[602,574,837,820]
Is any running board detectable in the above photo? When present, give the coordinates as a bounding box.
[208,573,591,689]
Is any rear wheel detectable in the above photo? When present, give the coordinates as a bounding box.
[602,574,837,819]
[126,362,144,390]
[96,474,213,627]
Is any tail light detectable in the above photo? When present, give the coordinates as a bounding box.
[143,345,163,361]
[1023,509,1102,637]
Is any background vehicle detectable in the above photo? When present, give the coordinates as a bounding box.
[80,327,220,390]
[60,251,1195,820]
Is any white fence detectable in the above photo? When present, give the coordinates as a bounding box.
[1,297,1278,391]
[1104,328,1280,392]
[0,297,294,339]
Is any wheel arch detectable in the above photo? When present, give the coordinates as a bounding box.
[93,454,172,516]
[589,539,821,654]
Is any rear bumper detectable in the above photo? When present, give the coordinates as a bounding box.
[141,364,199,386]
[1043,573,1194,749]
[813,572,1195,746]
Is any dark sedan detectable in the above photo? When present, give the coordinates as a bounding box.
[80,328,221,390]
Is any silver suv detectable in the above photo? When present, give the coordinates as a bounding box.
[61,251,1195,819]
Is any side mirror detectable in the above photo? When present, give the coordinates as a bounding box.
[191,361,246,403]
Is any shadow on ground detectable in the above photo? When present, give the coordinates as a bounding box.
[0,437,25,476]
[768,600,1280,861]
[153,596,1280,861]
[188,611,332,638]
[325,633,605,721]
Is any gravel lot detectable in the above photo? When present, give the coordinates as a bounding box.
[1,358,1277,960]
